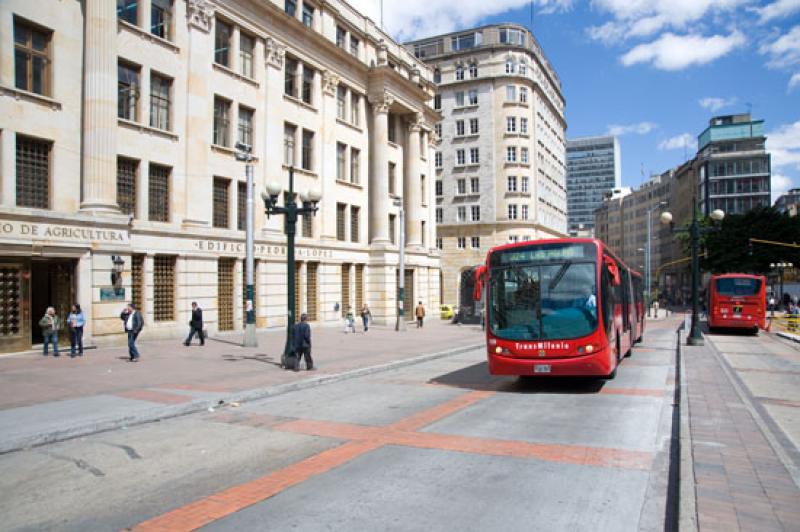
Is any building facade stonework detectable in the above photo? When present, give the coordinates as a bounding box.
[0,0,441,353]
[405,24,567,305]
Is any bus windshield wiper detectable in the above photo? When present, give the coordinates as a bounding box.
[548,260,572,290]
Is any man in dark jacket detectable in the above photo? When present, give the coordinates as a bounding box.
[292,313,313,371]
[184,302,205,346]
[120,303,144,362]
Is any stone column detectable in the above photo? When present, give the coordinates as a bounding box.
[262,36,287,236]
[1,130,15,207]
[80,0,120,213]
[427,130,438,250]
[368,93,393,244]
[319,70,339,240]
[404,113,423,247]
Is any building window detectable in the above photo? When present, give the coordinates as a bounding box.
[151,0,172,40]
[237,181,247,231]
[301,129,314,171]
[148,164,170,222]
[507,116,516,133]
[420,175,426,203]
[336,203,346,241]
[468,89,478,105]
[455,91,465,107]
[457,237,466,249]
[434,94,441,110]
[388,114,397,143]
[214,19,232,67]
[433,68,441,83]
[436,237,443,250]
[118,61,140,121]
[117,0,138,24]
[436,180,443,196]
[240,33,254,78]
[470,148,479,164]
[302,210,313,237]
[507,175,517,192]
[505,60,514,74]
[350,93,360,125]
[435,152,442,168]
[213,177,229,228]
[436,207,443,223]
[520,87,528,103]
[520,117,528,134]
[519,63,527,75]
[456,149,465,166]
[421,221,426,246]
[15,136,50,209]
[389,214,396,244]
[350,147,360,184]
[336,26,346,48]
[500,28,524,45]
[337,86,346,120]
[521,147,529,163]
[457,206,466,222]
[469,63,478,78]
[456,120,465,136]
[238,106,254,147]
[302,3,314,27]
[285,57,298,97]
[14,19,51,96]
[285,0,296,17]
[149,73,171,130]
[471,205,480,221]
[117,157,138,216]
[284,123,296,165]
[457,178,466,195]
[471,237,480,249]
[389,162,397,195]
[508,204,518,220]
[350,206,360,242]
[507,146,517,162]
[522,204,529,220]
[470,118,479,134]
[506,85,516,101]
[470,177,479,193]
[153,255,176,321]
[302,65,314,105]
[509,235,519,243]
[349,35,359,56]
[337,142,346,181]
[213,97,231,147]
[455,65,464,80]
[131,255,145,312]
[521,176,529,193]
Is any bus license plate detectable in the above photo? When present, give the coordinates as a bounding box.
[534,365,551,374]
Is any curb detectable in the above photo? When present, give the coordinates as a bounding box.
[0,343,483,455]
[677,329,698,532]
[776,331,800,345]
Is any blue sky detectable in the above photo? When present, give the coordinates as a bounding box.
[352,0,800,200]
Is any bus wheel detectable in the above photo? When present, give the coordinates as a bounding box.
[751,327,759,336]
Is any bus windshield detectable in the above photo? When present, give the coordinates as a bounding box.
[489,260,598,341]
[715,278,762,297]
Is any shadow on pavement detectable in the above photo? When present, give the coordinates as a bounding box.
[221,353,281,367]
[430,361,607,394]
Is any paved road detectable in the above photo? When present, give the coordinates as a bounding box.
[0,319,681,531]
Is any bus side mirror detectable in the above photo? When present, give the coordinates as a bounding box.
[604,257,621,286]
[473,265,486,301]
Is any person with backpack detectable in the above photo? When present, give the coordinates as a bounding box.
[120,303,144,362]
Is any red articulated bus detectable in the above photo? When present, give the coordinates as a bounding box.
[479,238,639,379]
[707,273,766,334]
[631,270,645,344]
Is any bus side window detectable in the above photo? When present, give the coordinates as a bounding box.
[601,268,613,336]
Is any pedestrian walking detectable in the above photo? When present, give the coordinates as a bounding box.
[360,303,372,332]
[415,301,426,328]
[67,304,85,357]
[293,313,314,371]
[38,306,60,356]
[344,306,356,333]
[184,302,205,346]
[120,303,144,362]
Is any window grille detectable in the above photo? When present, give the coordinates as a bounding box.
[341,263,351,316]
[148,164,170,222]
[0,266,22,337]
[117,157,137,216]
[307,262,318,321]
[350,206,360,242]
[355,264,364,314]
[131,254,144,312]
[217,258,234,330]
[336,203,346,241]
[153,255,175,321]
[294,261,302,323]
[213,177,229,228]
[16,136,50,209]
[237,181,247,231]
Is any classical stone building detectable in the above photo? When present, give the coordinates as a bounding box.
[0,0,441,354]
[405,24,567,305]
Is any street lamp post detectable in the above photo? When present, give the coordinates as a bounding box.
[262,165,321,367]
[394,198,406,331]
[661,198,724,346]
[770,262,794,310]
[236,142,258,348]
[646,201,667,317]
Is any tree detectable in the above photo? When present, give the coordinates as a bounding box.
[700,207,800,274]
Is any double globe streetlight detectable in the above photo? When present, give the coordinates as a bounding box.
[660,201,725,346]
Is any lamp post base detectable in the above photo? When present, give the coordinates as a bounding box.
[687,335,704,346]
[243,323,258,347]
[395,315,407,331]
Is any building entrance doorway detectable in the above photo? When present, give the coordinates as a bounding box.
[30,260,76,346]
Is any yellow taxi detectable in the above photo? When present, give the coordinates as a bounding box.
[440,304,456,320]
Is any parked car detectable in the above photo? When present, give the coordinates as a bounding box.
[440,304,456,320]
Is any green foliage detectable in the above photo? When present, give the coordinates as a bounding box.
[700,207,800,274]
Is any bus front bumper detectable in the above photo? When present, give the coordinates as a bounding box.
[488,349,614,377]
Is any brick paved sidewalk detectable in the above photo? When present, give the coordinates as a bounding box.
[684,338,800,531]
[0,320,483,452]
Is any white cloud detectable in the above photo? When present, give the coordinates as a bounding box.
[698,96,738,112]
[789,73,800,91]
[760,25,800,69]
[606,122,657,136]
[658,133,698,151]
[771,174,794,203]
[620,31,746,70]
[753,0,800,23]
[348,0,571,42]
[768,120,800,170]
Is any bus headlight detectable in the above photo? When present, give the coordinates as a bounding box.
[586,344,594,353]
[495,346,502,354]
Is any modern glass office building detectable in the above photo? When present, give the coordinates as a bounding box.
[566,135,621,235]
